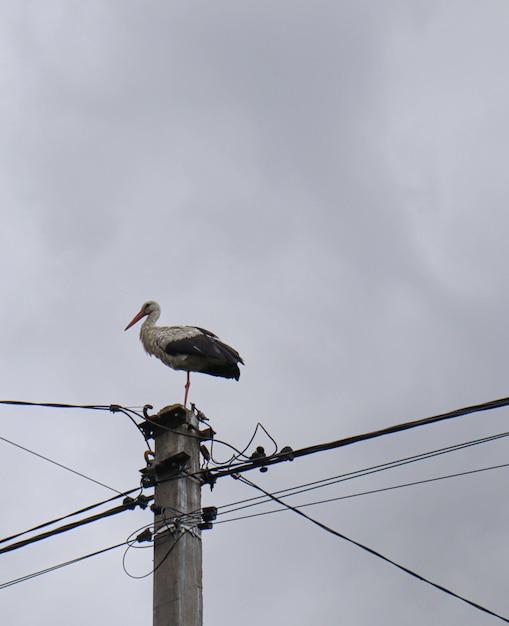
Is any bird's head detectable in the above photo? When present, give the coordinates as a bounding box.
[124,301,161,331]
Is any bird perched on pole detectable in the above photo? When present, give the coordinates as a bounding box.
[124,301,244,405]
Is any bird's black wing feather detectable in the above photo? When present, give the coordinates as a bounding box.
[163,330,243,380]
[164,330,244,364]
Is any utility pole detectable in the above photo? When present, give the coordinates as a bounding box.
[141,404,204,626]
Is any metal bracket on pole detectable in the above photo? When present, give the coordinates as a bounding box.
[139,404,188,439]
[140,450,191,488]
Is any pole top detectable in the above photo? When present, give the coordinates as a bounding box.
[139,404,193,439]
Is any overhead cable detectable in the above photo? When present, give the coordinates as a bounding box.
[204,395,509,481]
[0,400,115,411]
[215,429,509,517]
[0,488,141,546]
[238,476,509,625]
[218,461,509,524]
[0,400,279,466]
[0,494,151,556]
[0,435,122,494]
[0,542,127,590]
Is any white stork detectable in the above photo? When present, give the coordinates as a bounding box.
[124,301,244,405]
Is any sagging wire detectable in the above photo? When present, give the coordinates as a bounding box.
[215,429,509,519]
[236,475,509,625]
[122,509,199,580]
[0,490,152,556]
[0,542,128,590]
[0,487,142,547]
[0,400,115,411]
[0,434,123,494]
[216,460,509,525]
[131,403,281,472]
[109,405,154,452]
[206,421,279,467]
[0,399,282,476]
[0,400,155,454]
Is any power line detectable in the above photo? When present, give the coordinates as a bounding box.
[217,461,509,524]
[0,400,278,466]
[4,394,509,611]
[0,435,122,494]
[0,400,117,411]
[207,421,278,466]
[0,542,128,590]
[122,524,192,580]
[238,476,509,624]
[0,494,151,556]
[8,440,504,576]
[148,395,509,495]
[5,395,509,487]
[203,395,509,482]
[0,488,141,546]
[0,523,194,592]
[215,429,509,518]
[139,405,280,466]
[0,400,153,448]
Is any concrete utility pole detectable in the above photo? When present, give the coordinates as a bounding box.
[141,405,203,626]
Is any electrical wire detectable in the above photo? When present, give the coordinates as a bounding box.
[24,397,499,537]
[143,398,509,502]
[0,487,141,546]
[203,395,509,481]
[126,402,281,468]
[12,444,502,569]
[216,460,509,525]
[0,494,152,555]
[111,406,154,451]
[0,400,115,411]
[0,542,128,590]
[0,400,153,449]
[215,429,509,518]
[237,475,509,624]
[5,394,509,481]
[0,435,122,494]
[0,401,154,492]
[123,530,185,580]
[122,500,201,579]
[207,421,279,466]
[4,394,509,606]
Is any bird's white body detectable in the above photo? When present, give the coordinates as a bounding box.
[139,322,234,374]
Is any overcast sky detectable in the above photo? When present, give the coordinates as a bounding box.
[2,1,509,625]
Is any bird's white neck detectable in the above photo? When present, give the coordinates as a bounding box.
[139,307,160,341]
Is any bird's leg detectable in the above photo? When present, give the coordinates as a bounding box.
[183,371,191,407]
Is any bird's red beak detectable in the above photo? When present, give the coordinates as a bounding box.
[124,309,147,331]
